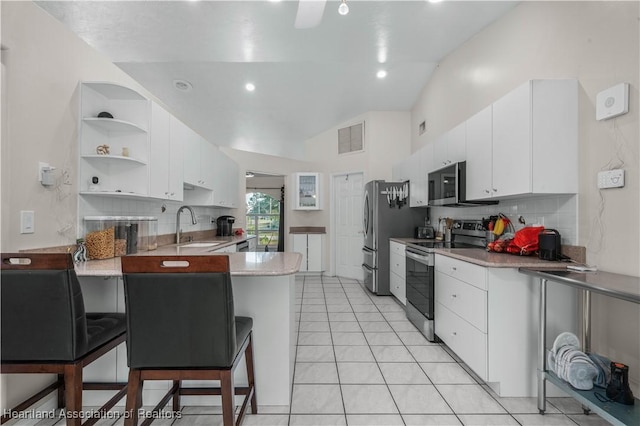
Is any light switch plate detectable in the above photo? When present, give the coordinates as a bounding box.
[596,83,629,121]
[597,169,625,189]
[20,210,35,234]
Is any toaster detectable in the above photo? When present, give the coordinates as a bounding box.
[415,226,435,239]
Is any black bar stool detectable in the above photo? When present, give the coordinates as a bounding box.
[1,253,127,426]
[120,255,257,426]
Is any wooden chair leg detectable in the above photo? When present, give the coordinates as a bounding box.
[57,374,65,409]
[124,370,142,426]
[220,370,235,426]
[172,380,181,412]
[63,364,83,426]
[245,335,258,414]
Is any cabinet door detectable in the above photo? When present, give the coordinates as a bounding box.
[465,106,493,200]
[390,272,406,306]
[225,159,239,208]
[447,122,466,164]
[149,102,171,199]
[433,136,448,169]
[292,234,308,271]
[492,81,531,197]
[307,234,322,272]
[199,139,216,191]
[168,120,184,201]
[180,120,201,187]
[295,173,321,210]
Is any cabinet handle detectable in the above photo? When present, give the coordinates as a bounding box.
[451,294,457,298]
[165,192,169,195]
[170,192,175,196]
[451,267,457,271]
[442,161,447,166]
[452,332,457,336]
[492,188,498,192]
[484,189,490,194]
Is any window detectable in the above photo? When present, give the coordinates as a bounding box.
[246,192,280,251]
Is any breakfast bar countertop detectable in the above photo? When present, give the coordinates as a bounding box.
[75,251,302,277]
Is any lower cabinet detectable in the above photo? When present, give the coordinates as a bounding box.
[292,233,323,273]
[435,254,577,397]
[389,241,406,305]
[214,244,236,253]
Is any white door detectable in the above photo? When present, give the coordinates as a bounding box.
[333,172,364,280]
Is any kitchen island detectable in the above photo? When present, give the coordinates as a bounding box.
[75,251,301,409]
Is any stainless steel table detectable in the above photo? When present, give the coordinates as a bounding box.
[519,268,640,426]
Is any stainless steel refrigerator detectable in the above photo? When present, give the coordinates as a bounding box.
[362,180,424,295]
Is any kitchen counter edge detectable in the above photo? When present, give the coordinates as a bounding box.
[390,237,568,269]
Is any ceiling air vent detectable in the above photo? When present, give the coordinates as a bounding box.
[338,122,364,155]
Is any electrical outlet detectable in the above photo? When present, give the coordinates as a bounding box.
[597,169,625,189]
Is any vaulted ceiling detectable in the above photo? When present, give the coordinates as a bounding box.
[36,1,517,159]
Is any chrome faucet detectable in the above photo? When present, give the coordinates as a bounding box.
[176,205,198,244]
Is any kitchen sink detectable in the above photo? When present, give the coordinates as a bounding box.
[179,242,222,248]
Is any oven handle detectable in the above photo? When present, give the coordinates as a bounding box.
[405,249,434,266]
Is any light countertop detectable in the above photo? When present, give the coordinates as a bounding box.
[390,237,569,269]
[75,250,302,277]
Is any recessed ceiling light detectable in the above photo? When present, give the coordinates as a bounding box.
[338,0,349,15]
[428,0,443,3]
[377,70,387,79]
[245,83,256,92]
[173,79,193,92]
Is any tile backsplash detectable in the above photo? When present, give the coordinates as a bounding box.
[78,196,239,239]
[429,194,578,245]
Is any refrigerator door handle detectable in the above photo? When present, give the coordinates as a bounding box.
[362,263,374,272]
[362,247,374,254]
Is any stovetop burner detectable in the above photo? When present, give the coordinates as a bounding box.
[407,219,487,253]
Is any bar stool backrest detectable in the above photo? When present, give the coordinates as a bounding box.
[1,253,89,362]
[120,255,237,369]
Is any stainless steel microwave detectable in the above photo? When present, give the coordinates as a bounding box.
[427,161,498,207]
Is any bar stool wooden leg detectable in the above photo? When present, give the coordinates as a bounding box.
[57,374,65,409]
[63,364,83,426]
[245,335,258,414]
[220,370,235,426]
[125,370,142,426]
[172,380,181,412]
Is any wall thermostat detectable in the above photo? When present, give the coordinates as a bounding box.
[596,83,629,121]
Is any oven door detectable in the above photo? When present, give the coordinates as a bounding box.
[405,249,434,320]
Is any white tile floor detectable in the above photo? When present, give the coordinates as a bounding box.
[23,275,611,426]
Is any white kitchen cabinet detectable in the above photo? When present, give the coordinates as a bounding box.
[293,173,322,210]
[149,103,183,201]
[389,241,406,305]
[247,236,257,251]
[292,233,323,273]
[434,254,577,397]
[212,150,240,208]
[78,82,150,197]
[433,121,466,170]
[489,79,578,198]
[393,143,432,208]
[465,106,493,201]
[182,124,215,191]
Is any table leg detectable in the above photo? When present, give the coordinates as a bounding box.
[582,289,592,415]
[538,278,547,414]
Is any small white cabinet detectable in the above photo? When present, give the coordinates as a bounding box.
[392,144,432,208]
[212,149,240,208]
[149,103,183,201]
[292,233,323,273]
[389,241,406,305]
[78,82,150,197]
[293,173,321,210]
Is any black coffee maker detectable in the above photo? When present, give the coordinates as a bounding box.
[539,229,562,261]
[216,215,235,237]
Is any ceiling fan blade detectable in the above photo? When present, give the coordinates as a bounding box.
[294,0,327,29]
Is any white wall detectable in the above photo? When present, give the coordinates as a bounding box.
[411,1,640,392]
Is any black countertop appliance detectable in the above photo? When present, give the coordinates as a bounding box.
[216,215,235,237]
[538,229,562,260]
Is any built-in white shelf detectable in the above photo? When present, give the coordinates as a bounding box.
[83,82,147,100]
[79,191,149,200]
[83,117,147,133]
[81,154,147,166]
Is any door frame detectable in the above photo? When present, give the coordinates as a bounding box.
[329,171,366,278]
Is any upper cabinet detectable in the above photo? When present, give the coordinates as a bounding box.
[465,106,494,201]
[78,82,150,197]
[485,79,578,199]
[433,121,466,169]
[211,149,239,208]
[182,124,215,191]
[294,173,322,210]
[149,103,183,201]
